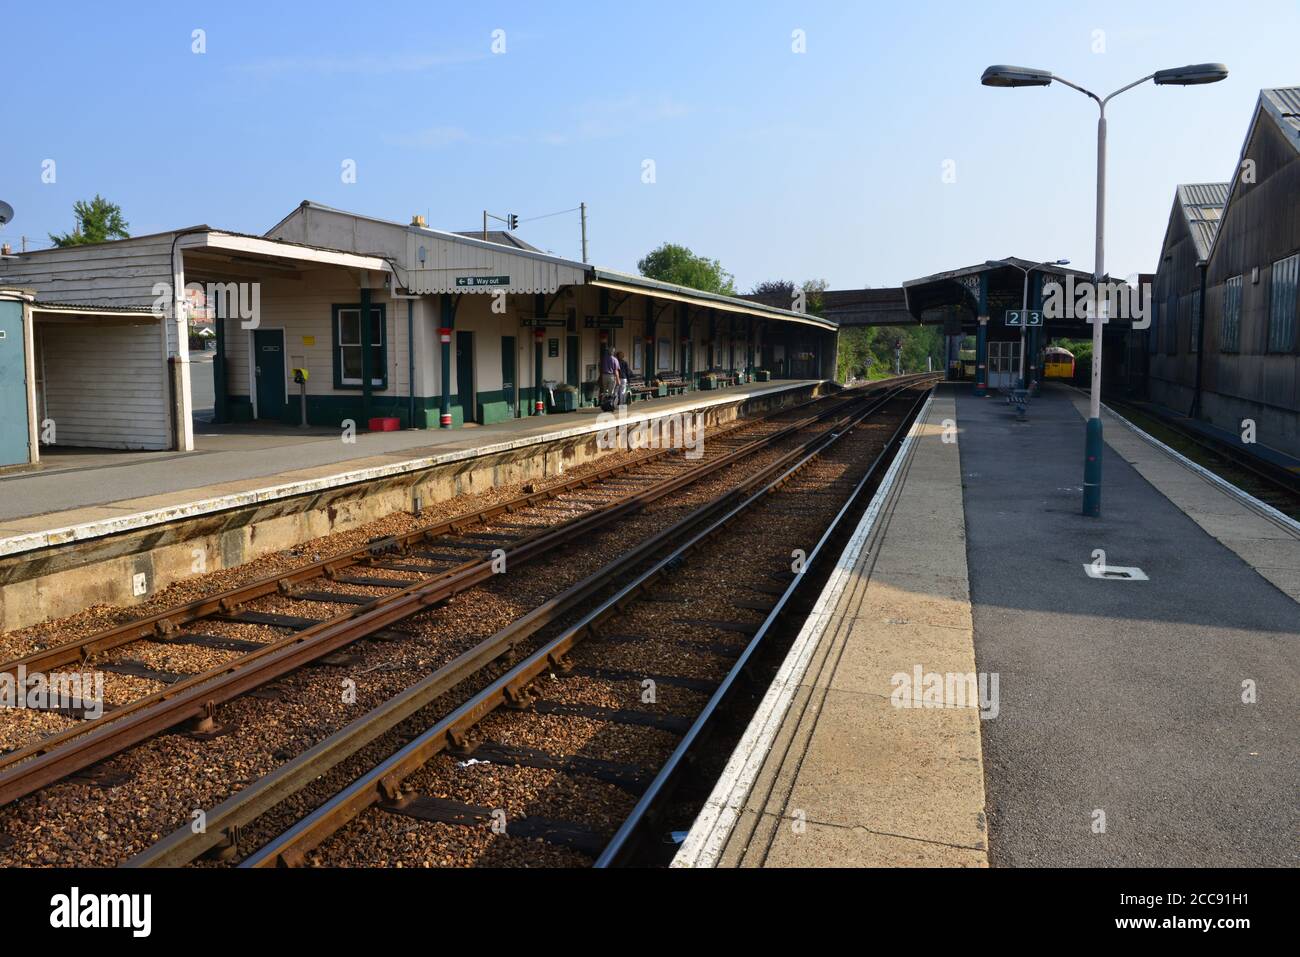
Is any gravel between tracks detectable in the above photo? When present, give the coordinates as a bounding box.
[0,395,873,865]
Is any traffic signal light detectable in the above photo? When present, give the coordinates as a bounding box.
[508,213,519,230]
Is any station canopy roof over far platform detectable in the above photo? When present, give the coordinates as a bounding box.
[267,200,836,331]
[900,257,1141,337]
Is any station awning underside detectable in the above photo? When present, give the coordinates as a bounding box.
[902,258,1143,337]
[590,269,838,332]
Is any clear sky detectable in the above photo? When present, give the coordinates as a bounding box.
[1,0,1295,289]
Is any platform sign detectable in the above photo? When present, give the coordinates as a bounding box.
[585,315,624,329]
[1005,309,1043,327]
[455,275,510,288]
[520,317,566,327]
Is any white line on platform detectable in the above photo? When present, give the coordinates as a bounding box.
[670,392,933,868]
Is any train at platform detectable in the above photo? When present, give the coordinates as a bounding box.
[1043,346,1075,380]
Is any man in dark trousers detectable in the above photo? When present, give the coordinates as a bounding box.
[599,347,620,411]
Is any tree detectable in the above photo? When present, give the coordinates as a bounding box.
[638,243,735,295]
[49,195,130,247]
[801,278,828,317]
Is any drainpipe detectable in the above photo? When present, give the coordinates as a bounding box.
[439,293,454,427]
[408,299,415,426]
[359,283,372,423]
[1190,261,1208,419]
[533,293,545,415]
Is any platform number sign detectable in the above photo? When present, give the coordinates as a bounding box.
[1005,309,1043,327]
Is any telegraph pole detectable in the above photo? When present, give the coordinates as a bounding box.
[580,202,589,263]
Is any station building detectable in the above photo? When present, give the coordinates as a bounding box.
[1146,87,1300,458]
[0,201,838,455]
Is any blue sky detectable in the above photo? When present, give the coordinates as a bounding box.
[1,0,1295,289]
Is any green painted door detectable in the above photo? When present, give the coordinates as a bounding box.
[501,335,516,417]
[0,300,31,466]
[254,329,286,420]
[566,335,579,388]
[455,331,476,424]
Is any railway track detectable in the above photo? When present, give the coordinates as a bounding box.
[0,376,932,863]
[1100,394,1300,520]
[200,377,936,868]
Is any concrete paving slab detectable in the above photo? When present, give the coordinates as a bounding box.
[778,689,985,848]
[763,819,988,868]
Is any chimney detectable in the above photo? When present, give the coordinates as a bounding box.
[410,214,427,228]
[0,243,10,256]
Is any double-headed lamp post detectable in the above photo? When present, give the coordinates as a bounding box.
[986,257,1070,389]
[980,62,1227,517]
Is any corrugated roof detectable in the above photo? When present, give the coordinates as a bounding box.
[1262,86,1300,147]
[1175,182,1229,261]
[591,268,838,330]
[1203,86,1300,264]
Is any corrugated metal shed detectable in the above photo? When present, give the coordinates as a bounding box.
[1205,86,1300,263]
[1175,182,1229,261]
[1262,87,1300,146]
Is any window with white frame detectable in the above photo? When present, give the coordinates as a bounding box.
[333,304,387,388]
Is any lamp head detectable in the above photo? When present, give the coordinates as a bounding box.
[981,65,1053,88]
[1153,63,1228,86]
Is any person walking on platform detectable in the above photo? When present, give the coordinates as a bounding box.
[599,348,620,412]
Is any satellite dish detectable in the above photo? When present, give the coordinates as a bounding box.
[0,201,13,226]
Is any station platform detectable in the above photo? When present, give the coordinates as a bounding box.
[676,382,1300,868]
[0,379,820,557]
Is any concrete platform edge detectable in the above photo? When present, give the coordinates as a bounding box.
[0,381,817,560]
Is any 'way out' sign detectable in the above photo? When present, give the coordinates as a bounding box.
[455,275,510,287]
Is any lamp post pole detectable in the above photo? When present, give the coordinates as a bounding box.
[980,62,1227,517]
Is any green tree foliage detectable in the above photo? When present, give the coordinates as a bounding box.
[837,324,943,382]
[638,243,735,295]
[49,195,130,247]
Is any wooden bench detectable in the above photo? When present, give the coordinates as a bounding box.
[658,374,688,396]
[626,375,657,403]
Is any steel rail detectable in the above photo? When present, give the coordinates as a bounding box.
[124,387,907,866]
[594,383,934,865]
[1103,395,1300,505]
[0,382,913,809]
[0,389,845,680]
[238,380,933,867]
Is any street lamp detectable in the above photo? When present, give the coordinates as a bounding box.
[981,63,1227,517]
[986,257,1070,390]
